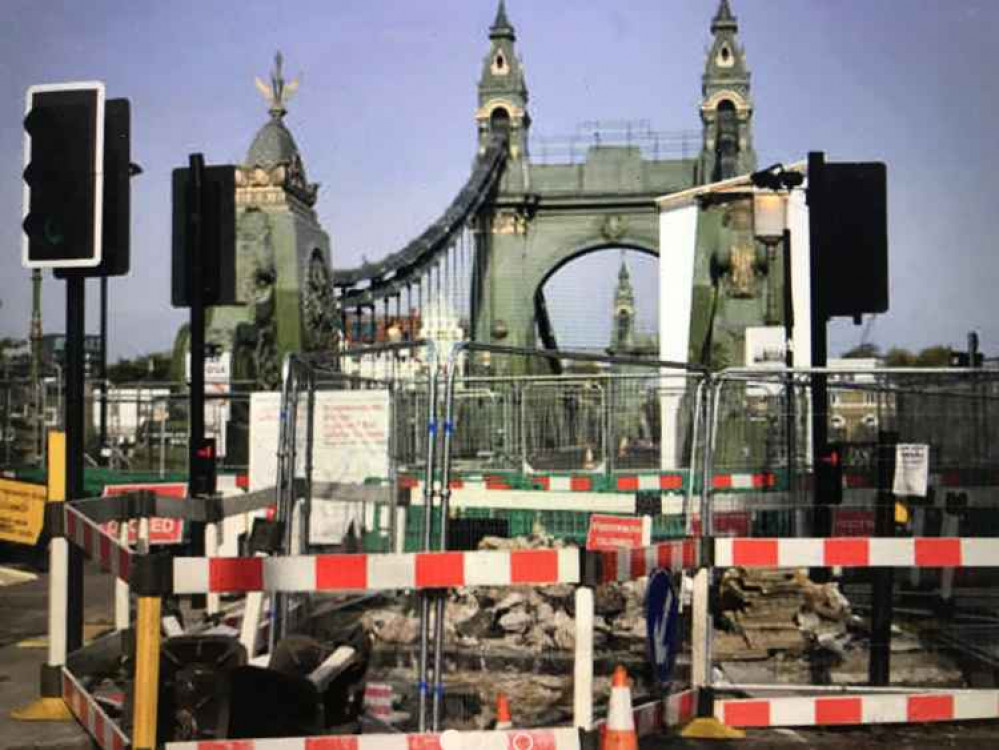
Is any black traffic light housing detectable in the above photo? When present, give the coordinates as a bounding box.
[816,443,844,505]
[809,155,889,318]
[171,165,236,307]
[190,437,217,497]
[23,83,103,268]
[55,98,132,279]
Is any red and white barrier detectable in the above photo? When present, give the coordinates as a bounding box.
[64,505,132,584]
[593,690,697,737]
[172,548,582,594]
[716,690,999,728]
[590,540,700,584]
[167,727,584,750]
[715,536,999,569]
[62,668,129,750]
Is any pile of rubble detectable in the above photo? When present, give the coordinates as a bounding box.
[714,567,963,686]
[361,533,650,656]
[358,533,650,727]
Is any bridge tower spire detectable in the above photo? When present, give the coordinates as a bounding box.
[698,0,757,183]
[610,257,636,354]
[476,1,530,159]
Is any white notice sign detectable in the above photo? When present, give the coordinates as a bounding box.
[249,389,391,544]
[893,443,929,497]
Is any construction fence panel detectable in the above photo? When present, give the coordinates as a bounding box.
[707,368,999,701]
[422,345,708,731]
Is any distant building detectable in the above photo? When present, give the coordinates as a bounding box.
[606,259,657,363]
[828,358,887,443]
[39,334,102,377]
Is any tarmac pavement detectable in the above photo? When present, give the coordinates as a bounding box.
[0,560,111,750]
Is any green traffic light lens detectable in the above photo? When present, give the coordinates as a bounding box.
[43,217,65,246]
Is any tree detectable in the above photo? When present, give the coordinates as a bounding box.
[915,345,952,368]
[841,343,881,359]
[107,352,172,383]
[884,347,915,367]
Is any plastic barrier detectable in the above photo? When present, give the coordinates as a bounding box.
[171,547,583,594]
[716,690,999,728]
[166,727,588,750]
[62,667,130,750]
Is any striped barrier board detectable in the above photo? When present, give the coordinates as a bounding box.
[65,505,132,584]
[398,472,780,495]
[593,689,697,736]
[591,540,700,583]
[716,691,999,728]
[715,537,999,569]
[62,668,129,750]
[167,727,584,750]
[172,548,582,594]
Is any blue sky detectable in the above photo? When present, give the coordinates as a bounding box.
[0,0,996,361]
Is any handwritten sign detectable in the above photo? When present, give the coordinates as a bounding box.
[893,443,929,497]
[0,479,46,545]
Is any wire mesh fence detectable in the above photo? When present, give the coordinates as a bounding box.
[708,367,999,695]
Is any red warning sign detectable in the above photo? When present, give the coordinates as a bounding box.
[100,483,187,545]
[586,514,650,551]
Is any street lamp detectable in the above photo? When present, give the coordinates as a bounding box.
[752,164,803,508]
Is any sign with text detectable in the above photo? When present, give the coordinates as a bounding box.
[833,509,876,537]
[100,483,187,545]
[893,443,929,497]
[0,479,46,545]
[249,390,391,544]
[586,514,651,551]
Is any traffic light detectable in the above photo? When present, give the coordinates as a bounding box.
[816,443,844,505]
[22,82,104,268]
[171,165,236,307]
[809,155,889,318]
[55,97,132,279]
[190,437,217,497]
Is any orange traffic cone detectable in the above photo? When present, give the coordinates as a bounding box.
[495,692,513,730]
[603,666,636,750]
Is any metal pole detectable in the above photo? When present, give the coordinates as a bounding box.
[99,275,108,463]
[869,430,897,686]
[807,152,833,544]
[417,344,439,732]
[431,344,461,729]
[187,154,207,598]
[782,228,797,511]
[64,273,85,653]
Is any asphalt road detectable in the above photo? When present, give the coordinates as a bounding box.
[0,558,111,750]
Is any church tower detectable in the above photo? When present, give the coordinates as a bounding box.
[698,0,757,183]
[476,1,530,159]
[609,259,636,355]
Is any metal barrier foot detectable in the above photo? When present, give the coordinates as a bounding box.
[9,697,74,722]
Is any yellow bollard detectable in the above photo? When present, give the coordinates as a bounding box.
[131,596,162,750]
[12,431,72,722]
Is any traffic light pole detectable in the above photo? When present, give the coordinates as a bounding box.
[64,273,85,652]
[99,276,108,464]
[187,154,207,597]
[870,431,898,685]
[807,152,833,544]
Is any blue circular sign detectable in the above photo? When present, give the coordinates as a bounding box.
[646,569,680,686]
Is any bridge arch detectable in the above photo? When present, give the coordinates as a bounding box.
[534,240,658,350]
